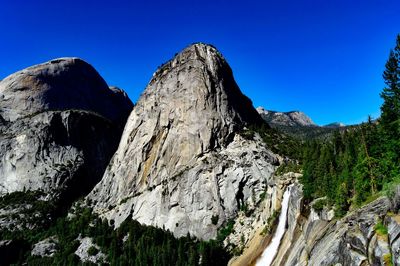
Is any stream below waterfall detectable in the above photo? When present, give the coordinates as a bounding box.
[256,185,292,266]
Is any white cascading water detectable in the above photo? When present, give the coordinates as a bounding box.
[256,185,292,266]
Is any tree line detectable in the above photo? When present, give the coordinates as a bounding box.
[300,35,400,217]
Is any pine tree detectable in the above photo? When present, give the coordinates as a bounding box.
[380,34,400,134]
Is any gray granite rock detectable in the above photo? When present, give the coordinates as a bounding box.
[75,237,106,264]
[0,58,133,229]
[0,58,132,126]
[256,107,316,127]
[88,43,278,240]
[387,215,400,266]
[272,197,392,266]
[31,236,58,257]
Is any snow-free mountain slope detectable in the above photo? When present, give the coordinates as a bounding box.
[88,43,279,240]
[0,58,133,211]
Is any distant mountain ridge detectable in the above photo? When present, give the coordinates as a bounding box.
[324,122,346,128]
[256,106,348,140]
[256,107,316,127]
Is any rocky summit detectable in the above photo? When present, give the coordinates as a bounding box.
[0,58,133,210]
[88,43,279,240]
[256,107,316,127]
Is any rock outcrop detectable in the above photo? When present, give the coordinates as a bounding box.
[231,177,400,266]
[256,107,316,127]
[88,43,279,240]
[74,237,106,264]
[31,236,58,257]
[263,190,400,266]
[0,58,133,211]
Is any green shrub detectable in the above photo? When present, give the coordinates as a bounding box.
[383,253,393,266]
[260,210,280,235]
[216,220,235,243]
[275,161,301,175]
[259,192,266,201]
[87,246,99,256]
[374,221,388,236]
[211,215,219,225]
[312,198,327,212]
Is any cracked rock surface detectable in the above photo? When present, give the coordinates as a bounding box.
[88,43,279,240]
[0,58,133,217]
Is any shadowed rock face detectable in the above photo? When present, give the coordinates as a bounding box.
[88,43,278,240]
[0,58,133,208]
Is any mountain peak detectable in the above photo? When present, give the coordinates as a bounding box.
[0,57,133,205]
[145,44,263,128]
[256,107,316,127]
[0,57,133,125]
[88,44,275,240]
[151,42,227,81]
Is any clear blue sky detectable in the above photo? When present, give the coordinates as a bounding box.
[1,0,399,125]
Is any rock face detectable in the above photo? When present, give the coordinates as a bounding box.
[0,58,132,125]
[74,237,106,264]
[272,195,397,266]
[228,173,300,266]
[0,58,133,206]
[256,107,316,127]
[31,236,58,257]
[231,177,400,266]
[88,43,279,240]
[387,215,400,266]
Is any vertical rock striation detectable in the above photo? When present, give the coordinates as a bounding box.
[88,43,279,240]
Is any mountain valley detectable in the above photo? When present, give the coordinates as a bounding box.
[0,41,400,266]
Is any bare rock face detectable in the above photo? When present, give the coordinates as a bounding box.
[31,236,58,257]
[232,177,400,266]
[74,237,106,264]
[228,173,300,266]
[387,215,400,265]
[88,43,278,240]
[0,58,133,207]
[0,58,132,125]
[273,196,395,266]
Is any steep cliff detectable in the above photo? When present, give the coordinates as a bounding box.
[88,43,280,240]
[0,58,133,229]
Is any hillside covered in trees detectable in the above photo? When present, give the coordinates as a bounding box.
[300,35,400,217]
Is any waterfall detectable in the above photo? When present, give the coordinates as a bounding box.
[256,185,292,266]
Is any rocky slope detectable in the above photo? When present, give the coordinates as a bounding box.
[0,58,133,228]
[273,193,400,266]
[231,176,400,266]
[88,43,280,240]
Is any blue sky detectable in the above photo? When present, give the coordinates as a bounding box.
[1,0,399,125]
